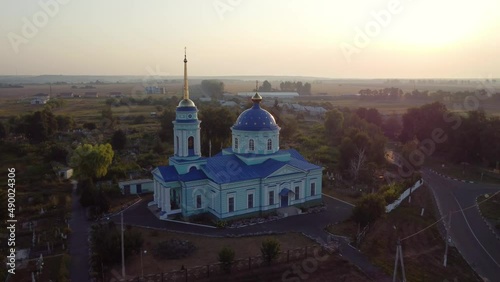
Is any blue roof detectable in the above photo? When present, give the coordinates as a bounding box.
[180,169,206,182]
[157,166,180,182]
[232,102,279,131]
[155,149,321,185]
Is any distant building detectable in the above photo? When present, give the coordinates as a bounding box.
[57,168,73,180]
[199,97,212,102]
[84,92,99,98]
[145,86,166,94]
[31,93,50,104]
[237,92,299,99]
[220,100,238,107]
[58,92,74,98]
[109,91,123,98]
[119,179,154,195]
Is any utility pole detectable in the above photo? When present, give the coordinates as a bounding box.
[393,239,406,282]
[443,211,452,267]
[121,209,126,279]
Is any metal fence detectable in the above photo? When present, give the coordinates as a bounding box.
[124,245,336,282]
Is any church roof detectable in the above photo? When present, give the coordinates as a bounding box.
[154,149,321,184]
[232,96,279,132]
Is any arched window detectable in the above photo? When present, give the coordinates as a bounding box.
[267,139,272,150]
[188,136,194,155]
[188,136,194,149]
[249,139,255,151]
[234,137,239,149]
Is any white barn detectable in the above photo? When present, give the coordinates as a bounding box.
[119,179,154,195]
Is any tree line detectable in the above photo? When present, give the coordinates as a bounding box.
[399,101,500,168]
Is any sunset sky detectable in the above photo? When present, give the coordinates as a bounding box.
[0,0,498,78]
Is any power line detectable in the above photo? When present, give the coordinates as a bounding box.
[401,190,500,242]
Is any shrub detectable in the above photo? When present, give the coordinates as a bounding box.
[216,220,228,229]
[352,193,386,227]
[260,238,281,266]
[217,246,235,274]
[153,239,197,260]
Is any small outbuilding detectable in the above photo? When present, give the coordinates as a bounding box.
[118,179,153,195]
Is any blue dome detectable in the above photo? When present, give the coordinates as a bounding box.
[233,102,279,131]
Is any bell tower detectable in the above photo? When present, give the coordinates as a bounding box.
[170,49,204,173]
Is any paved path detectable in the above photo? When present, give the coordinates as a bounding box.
[422,168,500,281]
[68,180,90,282]
[110,194,391,281]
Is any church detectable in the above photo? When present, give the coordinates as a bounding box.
[150,53,323,220]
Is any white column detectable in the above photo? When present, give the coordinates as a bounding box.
[159,186,164,211]
[196,129,201,156]
[153,181,157,204]
[165,188,171,214]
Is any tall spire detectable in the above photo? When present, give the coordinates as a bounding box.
[183,47,189,100]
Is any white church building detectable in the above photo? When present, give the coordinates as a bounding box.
[150,53,323,220]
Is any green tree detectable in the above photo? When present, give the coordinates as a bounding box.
[302,82,312,95]
[158,109,176,142]
[70,143,114,180]
[324,109,344,145]
[199,107,236,156]
[356,107,382,127]
[21,109,58,143]
[111,130,127,151]
[56,115,75,132]
[0,122,8,139]
[260,238,281,266]
[45,144,69,164]
[90,223,143,269]
[83,122,97,130]
[217,246,235,274]
[382,114,402,140]
[259,80,272,92]
[201,79,225,99]
[352,193,386,227]
[101,106,115,129]
[279,118,298,142]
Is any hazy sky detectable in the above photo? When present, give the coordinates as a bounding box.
[0,0,499,78]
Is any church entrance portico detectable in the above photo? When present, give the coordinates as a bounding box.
[279,188,291,207]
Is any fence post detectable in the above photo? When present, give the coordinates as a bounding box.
[185,268,188,282]
[207,265,209,278]
[305,246,308,258]
[161,272,163,282]
[249,257,251,270]
[287,250,290,263]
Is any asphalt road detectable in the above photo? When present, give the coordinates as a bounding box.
[422,168,500,281]
[68,180,90,282]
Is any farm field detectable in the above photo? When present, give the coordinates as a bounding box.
[1,80,499,120]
